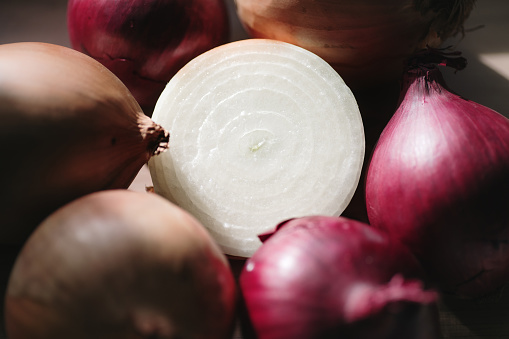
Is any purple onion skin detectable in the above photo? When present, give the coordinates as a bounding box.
[239,216,440,339]
[366,66,509,298]
[67,0,229,113]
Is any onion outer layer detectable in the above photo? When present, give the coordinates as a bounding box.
[239,216,440,339]
[149,39,365,258]
[234,0,475,89]
[5,190,236,339]
[67,0,230,112]
[365,53,509,298]
[0,42,169,244]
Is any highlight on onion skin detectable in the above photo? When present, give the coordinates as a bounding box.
[67,0,230,113]
[365,51,509,298]
[239,216,440,339]
[0,42,169,245]
[234,0,475,90]
[5,189,237,339]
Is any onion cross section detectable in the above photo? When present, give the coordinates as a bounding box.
[149,39,365,257]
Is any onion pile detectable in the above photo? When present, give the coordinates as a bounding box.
[0,42,169,245]
[365,50,509,298]
[239,216,440,339]
[234,0,475,89]
[148,39,365,258]
[5,190,237,339]
[67,0,230,113]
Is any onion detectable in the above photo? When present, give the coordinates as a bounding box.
[148,39,365,258]
[0,42,169,245]
[239,216,440,339]
[234,0,475,89]
[5,189,237,339]
[365,50,509,298]
[67,0,230,113]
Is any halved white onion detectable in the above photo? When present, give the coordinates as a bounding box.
[149,39,365,257]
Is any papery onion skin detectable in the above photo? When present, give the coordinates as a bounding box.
[0,42,169,245]
[5,190,236,339]
[239,216,440,339]
[67,0,230,113]
[234,0,475,89]
[365,54,509,298]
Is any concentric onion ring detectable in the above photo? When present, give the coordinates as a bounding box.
[149,39,365,257]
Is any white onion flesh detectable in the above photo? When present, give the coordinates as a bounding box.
[149,39,364,257]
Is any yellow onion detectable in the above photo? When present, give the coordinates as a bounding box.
[5,190,236,339]
[0,42,169,245]
[234,0,475,89]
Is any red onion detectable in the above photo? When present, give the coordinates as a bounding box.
[5,190,237,339]
[365,50,509,298]
[67,0,230,112]
[234,0,475,89]
[239,216,440,339]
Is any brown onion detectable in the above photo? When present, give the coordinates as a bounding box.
[234,0,475,89]
[5,189,237,339]
[0,42,169,245]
